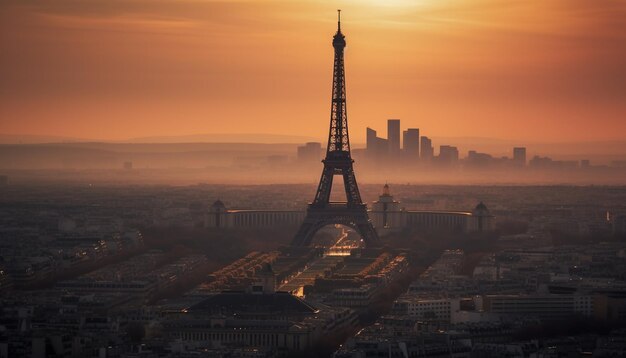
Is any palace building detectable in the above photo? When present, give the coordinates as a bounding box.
[205,200,305,228]
[370,184,495,234]
[206,184,494,235]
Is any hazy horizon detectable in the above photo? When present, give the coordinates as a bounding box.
[2,132,626,160]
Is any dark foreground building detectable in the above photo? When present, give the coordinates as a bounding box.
[161,264,357,354]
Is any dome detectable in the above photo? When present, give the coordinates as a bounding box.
[473,201,490,216]
[211,200,227,212]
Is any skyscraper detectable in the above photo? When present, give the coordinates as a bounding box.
[420,136,434,162]
[403,128,420,160]
[366,128,378,154]
[513,147,526,167]
[366,127,388,159]
[439,145,459,166]
[387,119,400,155]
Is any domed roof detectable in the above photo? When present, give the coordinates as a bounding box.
[212,199,226,208]
[190,291,318,315]
[473,201,490,216]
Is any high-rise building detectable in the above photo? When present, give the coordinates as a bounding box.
[420,136,434,162]
[366,127,378,153]
[466,150,493,168]
[513,147,526,167]
[387,119,401,154]
[376,137,389,156]
[439,145,459,166]
[366,127,388,160]
[403,128,420,160]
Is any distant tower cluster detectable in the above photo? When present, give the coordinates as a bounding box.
[367,119,423,163]
[364,119,535,170]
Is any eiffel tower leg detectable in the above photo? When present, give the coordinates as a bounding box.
[343,167,363,206]
[355,222,381,248]
[313,166,334,206]
[291,207,380,247]
[292,222,316,247]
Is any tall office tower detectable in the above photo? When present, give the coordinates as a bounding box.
[375,137,389,158]
[420,136,434,161]
[366,127,388,160]
[467,150,493,168]
[439,145,459,166]
[513,147,527,167]
[403,128,420,159]
[366,127,378,154]
[387,119,401,154]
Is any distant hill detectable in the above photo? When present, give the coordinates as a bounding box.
[0,133,319,145]
[0,134,92,144]
[0,142,300,170]
[124,133,318,144]
[1,133,624,162]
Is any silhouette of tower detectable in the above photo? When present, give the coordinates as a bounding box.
[292,11,380,247]
[387,119,401,154]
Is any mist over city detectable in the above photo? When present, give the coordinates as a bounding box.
[2,130,626,185]
[1,1,626,357]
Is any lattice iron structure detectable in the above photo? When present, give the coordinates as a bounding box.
[291,11,380,247]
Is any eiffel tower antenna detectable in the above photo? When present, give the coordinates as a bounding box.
[292,12,380,247]
[337,9,341,32]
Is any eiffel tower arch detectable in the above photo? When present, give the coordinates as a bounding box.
[292,11,380,247]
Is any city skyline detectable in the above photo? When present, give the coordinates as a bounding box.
[2,0,626,144]
[2,6,626,357]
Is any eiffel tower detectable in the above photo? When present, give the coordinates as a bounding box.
[292,11,380,247]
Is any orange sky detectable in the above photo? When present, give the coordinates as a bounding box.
[1,0,625,143]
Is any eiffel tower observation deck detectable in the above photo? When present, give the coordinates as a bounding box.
[291,11,380,247]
